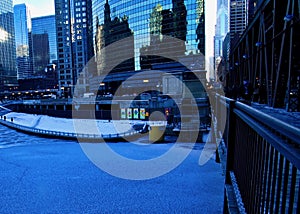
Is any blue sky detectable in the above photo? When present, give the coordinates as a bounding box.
[13,0,55,17]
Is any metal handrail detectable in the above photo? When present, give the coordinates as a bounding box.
[235,101,300,145]
[234,108,300,169]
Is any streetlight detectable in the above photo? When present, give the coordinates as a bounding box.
[255,42,263,47]
[284,14,295,22]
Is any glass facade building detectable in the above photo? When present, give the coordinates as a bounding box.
[214,0,229,79]
[214,0,229,58]
[14,3,33,79]
[0,0,17,89]
[55,0,94,96]
[32,15,58,66]
[92,0,205,71]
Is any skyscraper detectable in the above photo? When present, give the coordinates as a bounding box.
[139,0,189,69]
[219,0,260,83]
[32,15,57,66]
[95,0,134,74]
[229,0,260,41]
[214,0,229,57]
[31,33,50,74]
[0,0,17,91]
[214,0,229,79]
[14,3,33,79]
[229,0,248,42]
[55,0,94,97]
[92,0,205,70]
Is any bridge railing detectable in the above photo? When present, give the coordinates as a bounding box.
[215,94,300,213]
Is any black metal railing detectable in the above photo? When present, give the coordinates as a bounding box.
[214,94,300,213]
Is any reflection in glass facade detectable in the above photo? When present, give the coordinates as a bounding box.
[92,0,205,70]
[95,1,134,74]
[0,0,17,89]
[14,3,33,79]
[32,15,57,65]
[14,4,31,57]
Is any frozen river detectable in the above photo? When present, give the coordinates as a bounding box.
[0,124,224,213]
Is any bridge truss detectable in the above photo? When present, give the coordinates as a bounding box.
[221,0,300,111]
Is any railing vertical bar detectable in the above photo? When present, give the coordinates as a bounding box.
[253,128,260,213]
[252,132,258,213]
[261,140,270,213]
[265,146,275,213]
[248,128,256,214]
[274,154,284,213]
[270,150,279,213]
[297,179,300,214]
[245,123,252,212]
[236,118,246,208]
[225,100,236,184]
[238,119,245,209]
[262,138,269,213]
[288,166,297,213]
[255,134,264,214]
[255,130,262,213]
[280,159,290,214]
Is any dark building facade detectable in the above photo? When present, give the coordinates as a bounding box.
[32,33,50,75]
[31,15,58,66]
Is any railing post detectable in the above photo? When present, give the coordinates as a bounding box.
[215,93,221,163]
[223,99,238,213]
[215,93,220,134]
[225,99,236,183]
